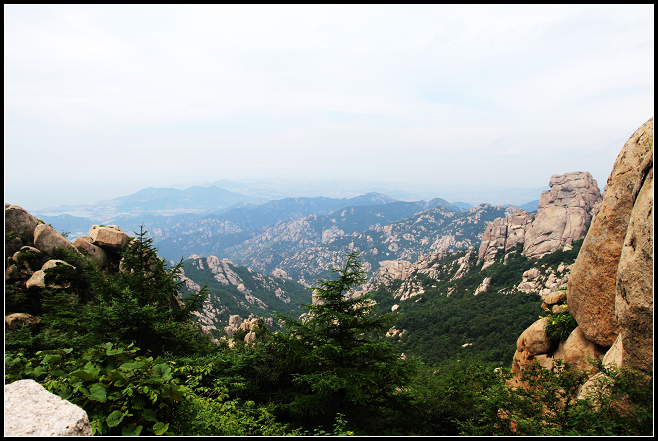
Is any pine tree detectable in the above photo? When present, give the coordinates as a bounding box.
[85,224,210,356]
[272,252,416,432]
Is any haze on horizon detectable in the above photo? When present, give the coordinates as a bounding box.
[4,4,654,211]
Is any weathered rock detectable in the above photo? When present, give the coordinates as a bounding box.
[541,291,567,309]
[89,225,130,251]
[614,148,653,372]
[5,313,41,332]
[552,326,607,373]
[523,172,602,259]
[26,260,76,290]
[516,317,554,356]
[602,334,623,367]
[568,118,653,347]
[228,315,243,327]
[33,223,78,255]
[244,331,257,343]
[473,277,492,295]
[5,236,23,266]
[72,236,112,270]
[4,379,92,436]
[478,208,534,269]
[4,204,39,242]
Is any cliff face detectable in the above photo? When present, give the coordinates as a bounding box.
[476,171,602,271]
[512,117,654,380]
[523,172,602,259]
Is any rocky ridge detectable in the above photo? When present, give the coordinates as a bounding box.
[239,203,513,286]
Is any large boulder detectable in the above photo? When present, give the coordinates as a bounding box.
[614,145,653,372]
[4,379,92,436]
[26,260,76,290]
[516,317,554,356]
[552,326,607,372]
[523,172,602,259]
[89,225,130,251]
[4,204,39,242]
[33,223,78,255]
[5,313,41,332]
[568,117,653,348]
[72,236,114,272]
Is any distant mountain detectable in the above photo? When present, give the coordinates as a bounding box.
[34,185,259,219]
[519,200,539,213]
[154,192,399,260]
[109,185,259,213]
[451,201,474,210]
[232,203,512,286]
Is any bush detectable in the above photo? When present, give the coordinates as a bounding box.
[5,342,186,435]
[544,309,578,341]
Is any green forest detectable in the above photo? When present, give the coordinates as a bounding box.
[4,229,652,435]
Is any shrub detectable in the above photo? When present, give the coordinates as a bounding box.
[5,342,189,435]
[544,309,578,342]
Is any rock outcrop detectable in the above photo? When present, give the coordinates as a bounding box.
[478,207,534,270]
[568,117,653,349]
[4,379,92,436]
[612,121,654,372]
[512,117,654,386]
[34,223,80,255]
[5,312,41,332]
[4,204,39,243]
[476,172,601,270]
[88,225,131,251]
[523,172,602,259]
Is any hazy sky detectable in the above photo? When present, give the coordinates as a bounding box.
[5,4,654,210]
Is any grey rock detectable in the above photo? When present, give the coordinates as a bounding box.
[4,379,92,436]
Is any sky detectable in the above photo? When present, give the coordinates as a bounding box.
[4,4,654,210]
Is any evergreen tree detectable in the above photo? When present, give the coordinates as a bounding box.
[271,252,417,432]
[84,225,211,356]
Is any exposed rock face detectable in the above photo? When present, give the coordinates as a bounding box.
[516,264,572,298]
[512,317,556,376]
[33,223,79,255]
[614,130,653,372]
[568,117,653,348]
[4,379,92,436]
[4,204,39,242]
[552,327,607,372]
[478,208,534,270]
[26,260,76,290]
[473,277,492,295]
[511,117,654,386]
[523,172,602,259]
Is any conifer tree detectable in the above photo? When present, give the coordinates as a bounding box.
[272,252,416,431]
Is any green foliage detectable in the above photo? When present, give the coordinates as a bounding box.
[5,342,186,436]
[5,225,213,359]
[168,358,302,435]
[390,290,542,368]
[544,308,578,341]
[456,359,653,436]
